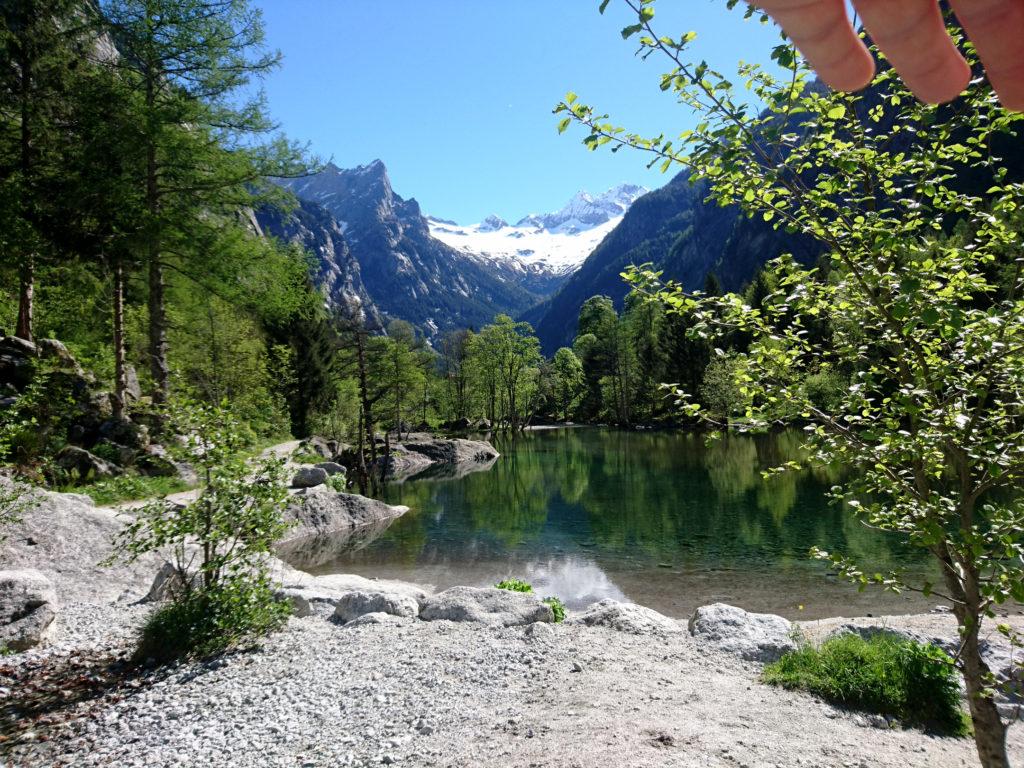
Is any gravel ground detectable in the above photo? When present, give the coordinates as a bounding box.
[3,601,1022,768]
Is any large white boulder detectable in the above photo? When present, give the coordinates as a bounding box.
[333,590,420,623]
[280,486,407,543]
[419,586,553,627]
[688,603,797,663]
[0,569,57,651]
[0,480,163,604]
[569,599,682,635]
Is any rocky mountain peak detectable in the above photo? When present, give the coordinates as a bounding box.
[479,215,508,232]
[513,184,648,233]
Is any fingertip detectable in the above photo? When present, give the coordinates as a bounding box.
[913,54,972,105]
[820,46,877,93]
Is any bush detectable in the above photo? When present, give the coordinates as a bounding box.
[495,579,533,593]
[107,400,292,662]
[763,634,968,735]
[137,577,290,663]
[543,596,566,623]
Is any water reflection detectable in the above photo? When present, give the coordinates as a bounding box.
[516,556,627,608]
[301,428,935,619]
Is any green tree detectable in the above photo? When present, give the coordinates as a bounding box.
[574,295,619,420]
[0,0,95,342]
[100,0,307,403]
[376,319,425,436]
[472,315,542,430]
[624,293,666,421]
[439,328,473,423]
[558,3,1024,764]
[552,347,584,421]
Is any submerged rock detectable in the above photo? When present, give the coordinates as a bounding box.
[688,603,797,663]
[0,569,57,651]
[570,599,682,635]
[419,586,553,627]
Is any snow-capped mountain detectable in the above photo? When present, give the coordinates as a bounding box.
[427,184,647,276]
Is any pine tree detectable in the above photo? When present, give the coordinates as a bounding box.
[98,0,307,403]
[0,0,94,342]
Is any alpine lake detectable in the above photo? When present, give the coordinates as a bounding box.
[294,427,939,620]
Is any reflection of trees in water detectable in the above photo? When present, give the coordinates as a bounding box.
[320,429,929,579]
[756,470,799,526]
[704,436,760,500]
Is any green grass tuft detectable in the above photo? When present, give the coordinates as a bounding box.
[495,579,533,593]
[71,474,191,506]
[543,596,566,623]
[763,633,969,736]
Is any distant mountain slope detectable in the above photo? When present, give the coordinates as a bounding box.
[526,172,822,353]
[427,184,647,278]
[279,161,546,338]
[255,197,383,330]
[527,75,1024,354]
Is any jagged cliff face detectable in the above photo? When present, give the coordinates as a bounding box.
[254,199,383,330]
[280,161,542,339]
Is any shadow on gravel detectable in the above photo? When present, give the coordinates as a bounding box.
[0,644,256,753]
[0,646,164,749]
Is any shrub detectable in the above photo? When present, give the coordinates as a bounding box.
[290,450,324,465]
[108,400,292,662]
[543,596,566,623]
[137,576,290,663]
[327,473,348,492]
[763,634,968,735]
[495,579,533,593]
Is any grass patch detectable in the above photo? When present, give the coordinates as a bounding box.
[137,581,290,663]
[70,474,191,506]
[495,579,533,593]
[543,596,566,623]
[763,633,969,736]
[495,580,566,622]
[290,450,325,465]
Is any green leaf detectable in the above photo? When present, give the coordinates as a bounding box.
[826,105,847,120]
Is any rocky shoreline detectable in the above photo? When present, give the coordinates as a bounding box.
[1,485,1023,767]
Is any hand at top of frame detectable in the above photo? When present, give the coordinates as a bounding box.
[750,0,1024,110]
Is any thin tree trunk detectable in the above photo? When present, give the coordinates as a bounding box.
[354,325,377,469]
[112,254,127,420]
[962,624,1009,768]
[15,255,34,343]
[148,252,169,403]
[356,410,368,496]
[16,33,34,343]
[144,75,169,403]
[942,555,1010,768]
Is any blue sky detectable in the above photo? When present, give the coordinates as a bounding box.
[253,0,784,223]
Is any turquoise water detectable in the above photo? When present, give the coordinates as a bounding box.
[306,428,936,619]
